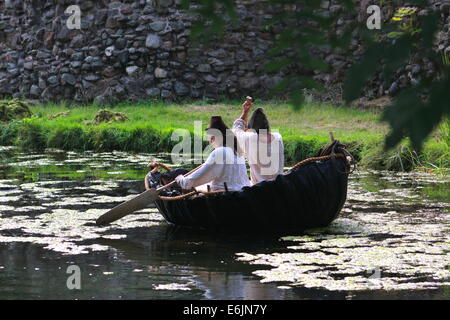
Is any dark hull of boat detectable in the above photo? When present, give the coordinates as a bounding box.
[155,158,349,233]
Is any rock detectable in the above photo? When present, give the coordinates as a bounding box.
[108,2,123,10]
[146,88,161,97]
[170,61,182,69]
[29,85,41,98]
[204,75,217,83]
[197,64,211,73]
[84,74,100,82]
[411,64,421,75]
[102,67,117,78]
[207,49,227,58]
[8,68,19,76]
[120,4,133,15]
[329,5,342,14]
[23,62,33,70]
[38,78,46,90]
[149,21,167,32]
[320,1,330,9]
[176,51,186,62]
[56,27,72,42]
[239,76,259,89]
[71,52,84,60]
[126,66,141,77]
[157,52,170,59]
[36,51,52,59]
[162,41,173,50]
[80,1,94,10]
[43,32,55,48]
[82,80,94,88]
[161,89,172,98]
[114,85,126,97]
[81,63,91,71]
[158,0,173,8]
[123,78,147,98]
[81,14,95,29]
[106,16,120,29]
[183,72,196,81]
[61,73,77,86]
[70,35,84,48]
[115,38,127,50]
[6,63,17,71]
[117,50,129,64]
[92,59,104,69]
[388,81,398,96]
[399,74,408,87]
[418,9,430,16]
[145,34,161,48]
[70,61,82,68]
[410,77,420,86]
[174,82,189,96]
[105,46,115,57]
[190,89,202,98]
[47,76,59,86]
[154,67,168,78]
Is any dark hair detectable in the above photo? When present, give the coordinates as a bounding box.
[205,116,239,155]
[224,131,239,155]
[209,129,239,155]
[248,107,270,134]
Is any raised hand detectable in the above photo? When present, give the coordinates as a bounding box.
[242,96,253,113]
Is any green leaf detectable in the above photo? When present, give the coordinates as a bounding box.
[343,42,384,103]
[263,58,293,72]
[290,88,305,110]
[383,71,450,150]
[419,13,438,49]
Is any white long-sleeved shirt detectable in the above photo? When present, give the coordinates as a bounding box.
[175,146,251,191]
[232,118,284,185]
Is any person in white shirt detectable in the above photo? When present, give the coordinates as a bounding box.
[232,99,284,185]
[175,116,251,192]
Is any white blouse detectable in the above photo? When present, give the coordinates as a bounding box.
[233,118,285,185]
[175,146,251,191]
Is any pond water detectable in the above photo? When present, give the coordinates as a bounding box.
[0,146,448,300]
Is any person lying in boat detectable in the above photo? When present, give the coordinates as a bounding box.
[232,97,284,185]
[175,116,251,192]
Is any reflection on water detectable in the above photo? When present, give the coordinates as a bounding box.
[0,147,449,299]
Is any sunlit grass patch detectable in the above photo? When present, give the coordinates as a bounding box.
[0,99,448,172]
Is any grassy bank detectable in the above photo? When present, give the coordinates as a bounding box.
[0,99,448,171]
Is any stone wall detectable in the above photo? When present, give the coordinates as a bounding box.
[0,0,448,104]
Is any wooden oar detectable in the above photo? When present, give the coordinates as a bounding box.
[95,165,201,225]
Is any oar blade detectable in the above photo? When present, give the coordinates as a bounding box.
[96,189,159,225]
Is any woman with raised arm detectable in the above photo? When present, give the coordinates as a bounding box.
[175,116,250,192]
[232,97,284,185]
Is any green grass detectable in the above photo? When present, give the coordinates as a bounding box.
[0,99,448,172]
